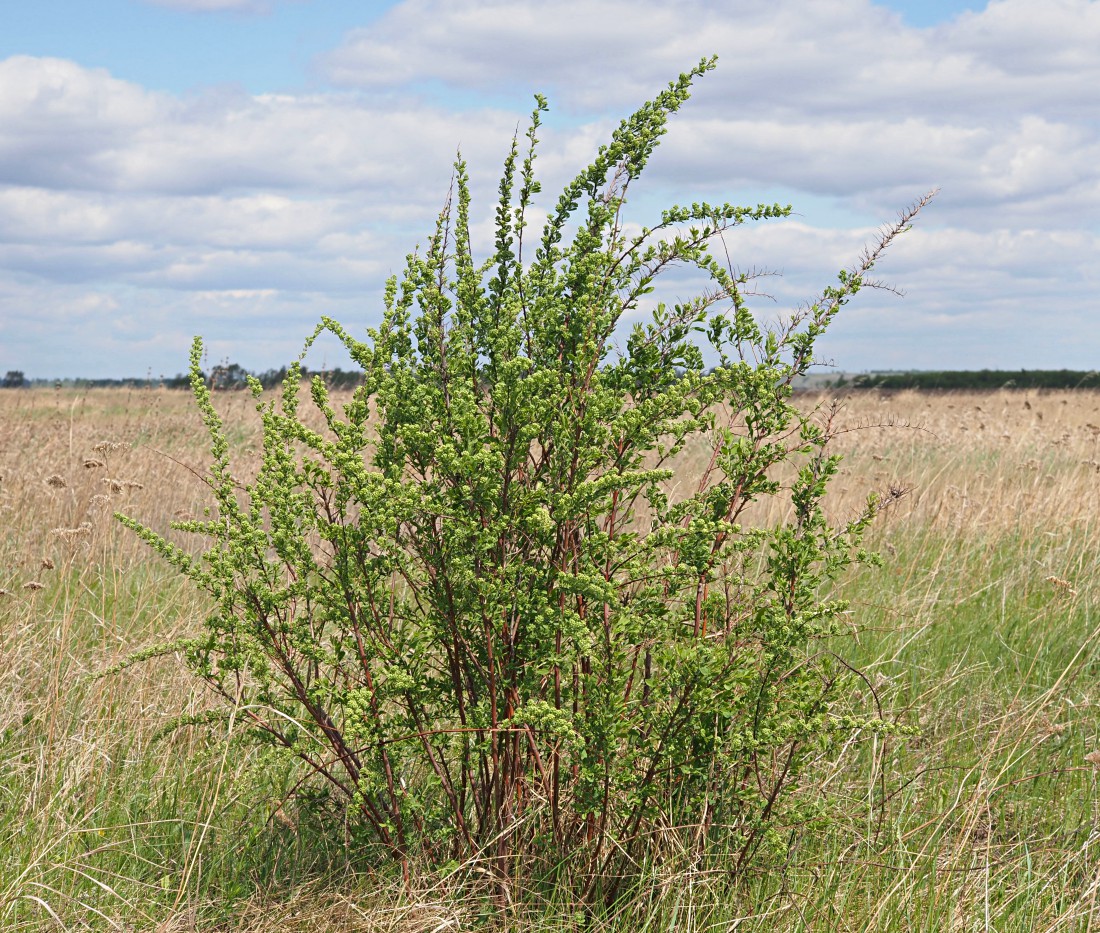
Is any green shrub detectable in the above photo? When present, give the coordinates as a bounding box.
[119,58,928,906]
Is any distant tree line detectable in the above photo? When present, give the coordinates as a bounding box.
[1,364,366,391]
[836,370,1100,391]
[5,365,1099,393]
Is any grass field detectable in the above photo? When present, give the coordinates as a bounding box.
[2,384,1099,931]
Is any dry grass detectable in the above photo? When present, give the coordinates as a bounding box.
[824,388,1100,530]
[2,385,1099,931]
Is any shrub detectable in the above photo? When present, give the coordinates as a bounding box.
[119,58,928,906]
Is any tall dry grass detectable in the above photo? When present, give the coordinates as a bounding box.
[1,385,1099,931]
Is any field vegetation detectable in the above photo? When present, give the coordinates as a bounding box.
[4,58,1099,933]
[2,384,1099,930]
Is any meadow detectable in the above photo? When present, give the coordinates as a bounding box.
[2,383,1099,931]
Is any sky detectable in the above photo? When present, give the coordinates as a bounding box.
[1,0,1097,379]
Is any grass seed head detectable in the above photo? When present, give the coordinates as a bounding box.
[103,478,144,493]
[93,441,129,454]
[1045,574,1078,597]
[51,522,93,542]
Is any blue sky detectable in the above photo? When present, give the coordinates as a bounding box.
[1,1,989,94]
[2,0,1098,378]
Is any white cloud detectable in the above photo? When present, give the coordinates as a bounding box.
[316,0,1100,229]
[715,220,1100,370]
[648,112,1100,230]
[2,0,1100,378]
[318,0,1100,120]
[0,189,355,247]
[0,53,535,379]
[0,57,522,199]
[0,57,160,190]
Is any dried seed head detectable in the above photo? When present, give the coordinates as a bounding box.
[90,494,112,509]
[103,478,144,493]
[83,458,105,470]
[1085,750,1100,768]
[46,474,67,489]
[0,588,12,597]
[1045,575,1078,597]
[93,441,129,454]
[1039,719,1068,739]
[23,581,44,591]
[40,557,55,570]
[50,522,93,542]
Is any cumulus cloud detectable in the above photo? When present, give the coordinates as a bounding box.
[2,0,1099,377]
[0,189,356,248]
[0,58,520,198]
[0,57,160,190]
[318,0,1100,228]
[648,112,1100,229]
[319,0,1100,119]
[721,220,1100,369]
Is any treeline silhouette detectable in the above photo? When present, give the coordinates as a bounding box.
[6,363,366,391]
[6,367,1099,392]
[837,370,1100,391]
[161,363,365,391]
